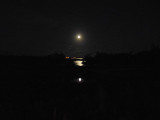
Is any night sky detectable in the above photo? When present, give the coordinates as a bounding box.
[1,1,159,56]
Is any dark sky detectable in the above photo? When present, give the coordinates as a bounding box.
[0,1,159,56]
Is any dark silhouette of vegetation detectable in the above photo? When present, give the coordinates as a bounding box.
[84,46,160,68]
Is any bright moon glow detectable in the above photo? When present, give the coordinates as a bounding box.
[78,35,81,39]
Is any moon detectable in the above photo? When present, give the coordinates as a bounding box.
[77,35,82,41]
[78,35,81,39]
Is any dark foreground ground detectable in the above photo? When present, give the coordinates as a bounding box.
[0,60,160,120]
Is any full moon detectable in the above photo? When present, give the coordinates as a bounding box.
[78,35,81,39]
[76,34,82,41]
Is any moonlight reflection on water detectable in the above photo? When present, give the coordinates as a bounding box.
[74,60,84,66]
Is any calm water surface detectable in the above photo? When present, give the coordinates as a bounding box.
[1,58,156,120]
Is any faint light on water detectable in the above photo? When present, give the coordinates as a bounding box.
[78,78,82,82]
[75,77,84,83]
[73,77,85,83]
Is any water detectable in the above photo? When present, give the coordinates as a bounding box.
[0,59,157,120]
